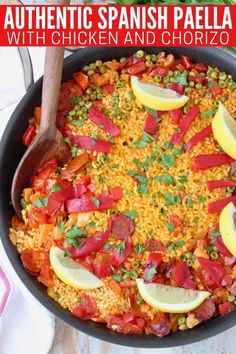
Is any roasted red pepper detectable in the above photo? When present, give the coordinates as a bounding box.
[180,56,192,70]
[72,295,97,320]
[67,134,113,154]
[126,62,147,75]
[88,107,120,137]
[208,195,236,213]
[169,83,184,95]
[207,180,236,190]
[144,113,159,136]
[150,65,168,77]
[197,257,224,285]
[215,237,233,257]
[171,106,200,145]
[170,108,182,124]
[172,262,195,289]
[69,223,112,258]
[185,125,212,152]
[192,153,234,172]
[66,196,113,213]
[23,125,36,147]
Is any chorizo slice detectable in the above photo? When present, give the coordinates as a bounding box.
[111,214,135,240]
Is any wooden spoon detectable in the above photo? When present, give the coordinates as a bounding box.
[11,46,71,218]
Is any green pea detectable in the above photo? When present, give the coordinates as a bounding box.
[218,96,225,103]
[205,92,212,99]
[85,102,92,109]
[99,66,107,74]
[183,106,189,114]
[87,70,94,76]
[154,76,162,83]
[123,273,130,280]
[165,83,171,88]
[146,60,153,67]
[79,100,85,107]
[151,54,157,62]
[83,95,90,102]
[82,113,88,119]
[117,79,125,88]
[193,98,200,105]
[199,88,206,96]
[146,54,152,61]
[163,76,170,84]
[195,83,202,89]
[86,88,92,95]
[82,65,89,72]
[186,259,193,267]
[68,110,76,116]
[95,60,103,67]
[125,103,132,111]
[210,251,219,260]
[90,94,97,101]
[112,97,119,105]
[185,87,191,94]
[89,63,96,70]
[96,87,103,94]
[131,260,140,269]
[228,294,236,302]
[189,81,195,88]
[184,252,193,259]
[170,77,176,83]
[136,50,144,59]
[219,80,227,89]
[228,81,236,89]
[178,316,186,325]
[219,72,227,81]
[97,93,103,100]
[209,69,218,80]
[112,91,119,97]
[168,70,174,77]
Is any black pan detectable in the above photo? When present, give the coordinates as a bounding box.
[1,46,236,348]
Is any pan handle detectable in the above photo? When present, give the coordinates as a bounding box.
[17,47,34,91]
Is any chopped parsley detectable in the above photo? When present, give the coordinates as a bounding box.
[135,244,146,255]
[211,231,221,237]
[112,273,123,282]
[109,137,115,143]
[178,175,188,184]
[123,210,137,220]
[144,265,157,281]
[49,183,61,193]
[57,220,65,233]
[34,197,48,208]
[137,184,149,195]
[71,145,78,158]
[91,132,98,140]
[157,153,175,168]
[20,198,27,209]
[172,71,188,86]
[77,297,84,304]
[88,221,96,227]
[166,221,175,233]
[134,140,148,148]
[90,197,100,208]
[194,216,200,225]
[70,118,86,127]
[64,137,71,145]
[118,266,138,279]
[200,108,217,118]
[127,170,139,176]
[104,242,110,250]
[146,107,158,117]
[137,293,144,305]
[142,131,155,143]
[168,240,185,252]
[164,193,176,206]
[154,175,175,185]
[64,251,71,258]
[114,241,125,257]
[187,196,193,208]
[164,141,173,149]
[65,226,86,247]
[134,175,148,184]
[198,196,206,202]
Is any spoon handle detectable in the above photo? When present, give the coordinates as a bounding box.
[40,46,65,133]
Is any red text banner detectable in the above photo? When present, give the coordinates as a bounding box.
[0,5,235,46]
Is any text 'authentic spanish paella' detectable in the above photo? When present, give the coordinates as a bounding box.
[9,51,236,337]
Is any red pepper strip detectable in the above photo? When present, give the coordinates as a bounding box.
[215,237,233,257]
[46,196,63,215]
[102,84,115,95]
[144,113,159,135]
[67,134,112,154]
[66,196,113,213]
[207,180,236,190]
[185,125,212,152]
[210,80,222,97]
[170,106,200,145]
[208,195,236,214]
[88,107,120,137]
[169,83,184,95]
[23,125,36,146]
[197,257,224,285]
[143,252,163,283]
[192,153,234,172]
[170,108,182,124]
[69,222,112,259]
[126,62,147,75]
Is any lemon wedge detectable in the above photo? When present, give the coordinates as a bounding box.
[131,76,189,111]
[212,103,236,159]
[50,247,103,290]
[136,279,210,313]
[219,202,236,256]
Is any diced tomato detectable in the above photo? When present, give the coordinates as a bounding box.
[23,125,36,147]
[197,257,224,285]
[144,113,159,136]
[37,158,58,179]
[170,108,182,124]
[109,186,123,201]
[21,249,41,274]
[106,315,143,334]
[28,208,50,228]
[73,71,89,91]
[219,302,232,316]
[72,295,97,320]
[126,62,147,75]
[102,84,115,94]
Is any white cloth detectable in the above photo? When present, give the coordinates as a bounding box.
[0,47,55,354]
